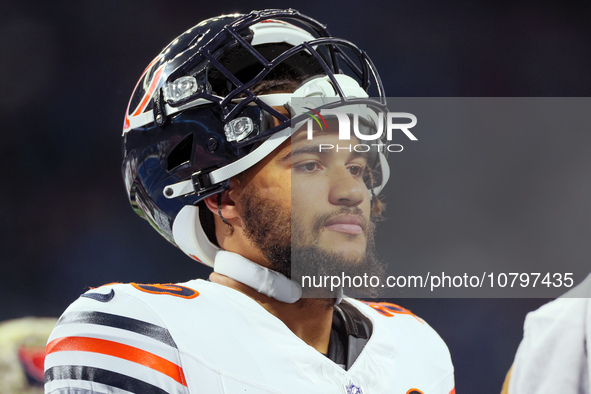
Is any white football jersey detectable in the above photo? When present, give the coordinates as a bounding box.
[509,274,591,393]
[45,279,454,393]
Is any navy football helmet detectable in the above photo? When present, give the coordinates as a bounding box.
[122,9,389,267]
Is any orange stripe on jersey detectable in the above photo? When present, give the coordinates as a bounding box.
[449,388,455,394]
[46,336,186,386]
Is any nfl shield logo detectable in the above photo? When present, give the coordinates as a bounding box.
[344,381,364,394]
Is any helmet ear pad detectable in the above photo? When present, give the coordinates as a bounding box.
[177,184,243,267]
[173,205,219,267]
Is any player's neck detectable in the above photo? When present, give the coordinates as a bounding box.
[210,272,334,353]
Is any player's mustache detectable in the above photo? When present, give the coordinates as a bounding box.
[311,207,370,235]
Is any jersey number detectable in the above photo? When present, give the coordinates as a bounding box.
[361,301,423,323]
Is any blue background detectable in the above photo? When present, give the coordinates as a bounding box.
[3,1,591,392]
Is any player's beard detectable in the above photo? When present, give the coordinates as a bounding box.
[241,187,385,299]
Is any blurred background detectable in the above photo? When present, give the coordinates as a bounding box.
[2,0,591,392]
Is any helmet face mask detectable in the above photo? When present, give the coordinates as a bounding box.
[122,9,389,266]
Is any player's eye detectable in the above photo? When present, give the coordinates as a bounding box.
[294,161,321,173]
[348,165,365,177]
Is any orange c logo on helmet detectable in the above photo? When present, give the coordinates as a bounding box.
[123,54,165,132]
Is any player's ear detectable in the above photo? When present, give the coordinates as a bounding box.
[203,187,239,221]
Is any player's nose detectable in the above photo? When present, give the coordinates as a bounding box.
[327,167,367,207]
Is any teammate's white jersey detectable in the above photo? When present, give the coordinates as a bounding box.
[45,279,454,393]
[509,274,591,393]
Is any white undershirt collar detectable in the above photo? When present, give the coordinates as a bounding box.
[213,250,343,305]
[214,251,302,303]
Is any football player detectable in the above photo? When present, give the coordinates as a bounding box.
[44,9,454,393]
[501,274,591,393]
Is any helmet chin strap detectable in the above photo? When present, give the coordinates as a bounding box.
[213,250,343,305]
